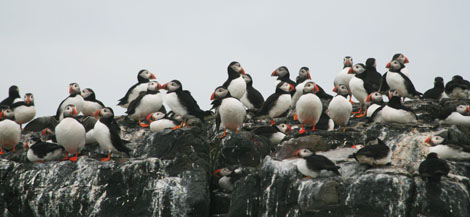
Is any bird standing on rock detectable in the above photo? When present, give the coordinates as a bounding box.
[126,81,164,126]
[55,105,85,162]
[118,69,157,108]
[94,107,131,162]
[0,108,21,154]
[349,63,375,117]
[327,84,352,132]
[334,56,354,103]
[81,88,105,116]
[296,81,322,134]
[423,77,446,100]
[382,60,422,99]
[11,93,36,130]
[210,86,246,138]
[352,137,391,167]
[56,83,84,121]
[419,152,449,183]
[223,61,246,100]
[257,81,294,125]
[240,73,264,112]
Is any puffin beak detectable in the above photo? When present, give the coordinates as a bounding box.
[404,57,409,64]
[348,67,353,74]
[26,97,30,105]
[307,72,311,80]
[366,94,372,103]
[94,109,101,118]
[345,60,351,66]
[314,84,319,93]
[289,84,295,92]
[424,136,432,145]
[150,73,156,79]
[69,86,72,94]
[0,112,3,119]
[213,169,222,177]
[351,145,358,149]
[466,106,470,113]
[146,113,154,122]
[294,150,300,158]
[41,128,49,136]
[385,62,391,68]
[73,108,78,116]
[332,86,338,93]
[157,82,162,89]
[389,92,393,99]
[162,83,169,90]
[286,124,292,132]
[240,68,246,75]
[271,70,277,77]
[24,142,29,150]
[210,92,215,100]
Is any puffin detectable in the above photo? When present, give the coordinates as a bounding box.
[438,105,470,126]
[366,92,385,121]
[391,53,410,76]
[55,104,86,162]
[257,81,294,125]
[146,112,182,133]
[380,90,417,124]
[210,86,246,138]
[213,167,246,191]
[0,85,21,107]
[418,152,449,183]
[251,123,292,145]
[333,56,354,102]
[424,135,470,160]
[352,137,391,167]
[126,81,164,125]
[222,61,247,99]
[26,135,64,162]
[364,58,383,91]
[271,66,295,86]
[327,84,352,132]
[444,75,470,99]
[11,93,36,130]
[56,83,84,120]
[296,81,323,134]
[382,60,422,99]
[349,63,376,117]
[81,88,105,116]
[118,69,157,108]
[294,148,340,178]
[240,73,264,112]
[163,80,210,128]
[94,107,131,162]
[0,108,21,154]
[423,77,446,100]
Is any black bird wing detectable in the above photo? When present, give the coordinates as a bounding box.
[257,93,280,116]
[180,90,207,120]
[356,144,390,159]
[246,87,265,109]
[109,120,131,156]
[76,116,97,132]
[118,83,140,106]
[306,155,340,174]
[30,141,64,158]
[398,72,422,96]
[10,101,27,110]
[369,106,385,121]
[316,85,333,100]
[379,72,389,93]
[23,116,59,132]
[363,81,377,95]
[95,99,106,107]
[419,158,450,180]
[55,96,70,119]
[126,91,146,115]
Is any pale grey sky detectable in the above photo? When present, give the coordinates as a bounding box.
[1,0,469,117]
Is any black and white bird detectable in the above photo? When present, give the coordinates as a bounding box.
[423,77,446,100]
[146,112,182,133]
[295,67,332,100]
[296,81,323,134]
[382,60,422,99]
[163,80,210,128]
[222,61,247,100]
[210,86,246,138]
[419,153,449,183]
[55,105,86,162]
[94,107,131,162]
[334,56,354,102]
[366,92,385,121]
[26,136,64,162]
[364,58,383,92]
[349,63,376,117]
[240,74,264,112]
[0,85,21,107]
[424,135,470,160]
[126,81,164,125]
[118,69,157,108]
[379,90,417,124]
[213,167,246,191]
[11,93,36,130]
[81,88,105,116]
[294,148,340,178]
[257,81,294,125]
[0,108,21,154]
[444,75,470,99]
[56,83,84,121]
[327,84,352,131]
[352,137,391,167]
[438,105,470,126]
[391,53,410,76]
[271,66,295,87]
[251,123,292,145]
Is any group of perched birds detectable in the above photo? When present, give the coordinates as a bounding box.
[1,53,470,188]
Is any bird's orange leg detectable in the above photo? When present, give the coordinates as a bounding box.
[293,113,298,121]
[0,146,4,155]
[352,106,362,114]
[299,124,306,134]
[355,108,368,118]
[69,152,79,162]
[270,119,275,126]
[219,129,227,139]
[12,145,15,152]
[311,125,317,131]
[138,118,149,128]
[61,152,69,161]
[172,121,184,130]
[100,152,111,162]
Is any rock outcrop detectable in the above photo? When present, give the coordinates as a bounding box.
[1,99,470,217]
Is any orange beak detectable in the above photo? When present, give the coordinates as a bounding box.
[333,86,338,93]
[69,86,72,94]
[404,57,409,64]
[286,124,292,132]
[348,67,354,74]
[0,112,3,119]
[271,70,277,76]
[351,145,358,149]
[94,109,101,118]
[240,68,246,75]
[41,128,49,136]
[466,106,470,113]
[385,62,391,68]
[26,97,30,105]
[146,113,154,122]
[345,59,351,66]
[307,72,311,80]
[213,169,221,176]
[73,107,78,116]
[312,84,319,93]
[289,84,295,92]
[150,73,156,79]
[294,150,301,158]
[424,136,432,144]
[389,92,393,99]
[210,92,215,100]
[366,94,372,103]
[157,82,162,89]
[162,83,169,90]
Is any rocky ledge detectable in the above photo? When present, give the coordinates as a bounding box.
[1,99,470,217]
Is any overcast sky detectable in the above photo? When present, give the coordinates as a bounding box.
[1,0,469,117]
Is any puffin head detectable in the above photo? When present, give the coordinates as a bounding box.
[424,135,444,146]
[69,83,81,95]
[138,69,156,82]
[81,88,95,100]
[272,66,289,77]
[456,105,470,115]
[298,67,311,80]
[392,53,409,64]
[294,148,314,158]
[211,86,230,101]
[63,104,78,118]
[146,112,166,123]
[276,123,292,133]
[343,56,353,67]
[24,93,34,105]
[162,80,182,92]
[213,168,233,177]
[95,107,114,120]
[366,92,383,103]
[349,63,366,75]
[303,81,319,94]
[228,61,245,75]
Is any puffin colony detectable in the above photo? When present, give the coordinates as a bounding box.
[1,53,470,189]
